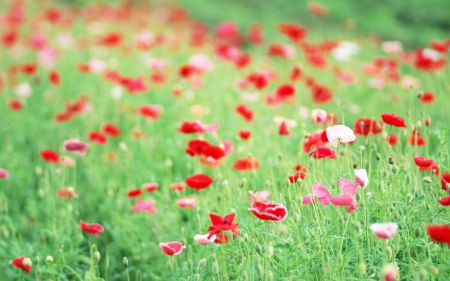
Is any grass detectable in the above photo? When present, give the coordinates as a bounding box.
[1,0,450,280]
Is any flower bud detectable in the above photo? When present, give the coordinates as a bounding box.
[388,157,395,165]
[266,243,274,258]
[414,227,421,238]
[358,262,366,274]
[94,251,101,263]
[212,260,219,274]
[423,177,432,184]
[46,256,54,263]
[119,142,127,152]
[122,257,128,268]
[358,146,365,152]
[23,257,32,267]
[239,178,247,188]
[197,258,207,268]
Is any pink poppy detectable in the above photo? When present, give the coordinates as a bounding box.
[248,190,271,204]
[132,200,157,214]
[63,139,90,156]
[0,168,9,179]
[370,222,398,239]
[194,234,216,245]
[330,178,359,213]
[176,197,199,209]
[249,202,288,222]
[142,182,159,192]
[159,242,185,256]
[302,182,332,205]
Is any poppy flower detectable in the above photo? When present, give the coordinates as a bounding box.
[381,113,407,128]
[40,149,60,163]
[102,123,121,137]
[194,234,216,245]
[238,130,252,140]
[207,213,240,244]
[233,158,260,171]
[381,263,399,281]
[185,174,214,190]
[127,189,143,197]
[248,23,264,45]
[387,134,398,146]
[142,182,159,192]
[278,23,307,41]
[249,201,288,222]
[409,130,426,146]
[370,222,398,239]
[235,104,254,122]
[354,118,383,136]
[138,105,163,120]
[179,121,220,134]
[303,130,328,153]
[441,172,450,191]
[176,197,199,209]
[439,196,450,206]
[308,2,328,17]
[279,121,290,136]
[57,187,78,198]
[78,220,104,237]
[132,200,157,213]
[248,190,271,204]
[330,178,359,213]
[325,125,356,147]
[414,156,433,168]
[11,256,32,273]
[302,182,332,205]
[312,146,336,159]
[20,63,38,75]
[185,139,211,157]
[89,132,107,144]
[170,182,185,192]
[276,84,296,99]
[48,70,61,86]
[311,84,333,104]
[286,172,306,183]
[354,169,369,188]
[0,168,9,179]
[63,139,89,156]
[159,242,185,256]
[420,92,435,104]
[9,99,23,110]
[426,225,450,245]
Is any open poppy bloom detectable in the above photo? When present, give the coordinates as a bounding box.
[330,178,359,213]
[63,139,90,156]
[142,182,159,192]
[127,189,143,197]
[238,130,252,140]
[426,225,450,244]
[312,146,336,159]
[78,220,104,237]
[441,172,450,191]
[235,104,254,122]
[159,242,185,256]
[233,158,260,171]
[194,234,216,245]
[179,120,220,134]
[176,197,199,209]
[207,213,240,244]
[302,182,332,205]
[249,201,288,222]
[370,222,398,239]
[354,118,383,136]
[11,256,32,273]
[325,125,356,147]
[354,169,369,188]
[89,132,107,144]
[381,113,407,128]
[102,123,121,137]
[248,190,271,204]
[185,174,214,190]
[278,121,290,135]
[438,196,450,206]
[40,149,60,163]
[132,200,157,213]
[170,182,185,192]
[137,105,163,120]
[0,168,9,179]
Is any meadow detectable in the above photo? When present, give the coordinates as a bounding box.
[1,0,450,280]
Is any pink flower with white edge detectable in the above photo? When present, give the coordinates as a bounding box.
[354,169,369,188]
[370,222,398,239]
[326,125,356,147]
[176,197,199,209]
[249,202,287,222]
[0,168,9,179]
[194,234,216,245]
[189,54,214,73]
[159,242,185,256]
[302,182,332,205]
[381,263,399,281]
[63,139,90,156]
[311,109,327,124]
[132,200,157,214]
[248,190,270,204]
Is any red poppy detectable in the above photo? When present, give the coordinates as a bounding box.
[381,113,407,128]
[311,84,333,104]
[137,105,162,120]
[294,164,308,172]
[234,53,252,69]
[159,242,185,256]
[426,225,450,244]
[354,118,383,136]
[409,130,426,146]
[98,32,122,47]
[249,202,288,222]
[233,158,260,171]
[142,183,159,192]
[248,23,263,45]
[238,130,251,140]
[387,134,398,146]
[276,84,296,98]
[414,156,434,168]
[286,172,306,183]
[185,139,211,157]
[207,213,240,244]
[439,196,450,206]
[185,174,214,190]
[279,121,290,136]
[78,220,104,237]
[303,130,327,153]
[11,256,31,273]
[235,104,254,122]
[179,64,198,79]
[102,123,121,137]
[20,63,38,75]
[420,92,435,104]
[89,132,107,144]
[308,2,328,17]
[40,149,60,163]
[441,172,450,191]
[2,31,17,46]
[9,99,22,110]
[127,189,143,197]
[312,146,336,159]
[414,49,446,72]
[170,182,185,192]
[48,70,61,86]
[57,187,78,198]
[278,23,307,41]
[246,72,268,90]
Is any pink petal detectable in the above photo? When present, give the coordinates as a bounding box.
[312,182,332,205]
[338,178,359,196]
[302,194,314,204]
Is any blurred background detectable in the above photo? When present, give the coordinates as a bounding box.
[56,0,449,49]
